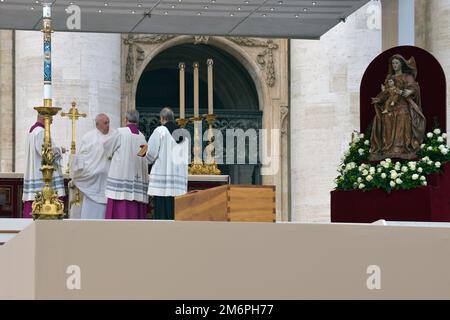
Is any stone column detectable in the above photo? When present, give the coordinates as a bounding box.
[15,31,121,173]
[414,0,428,48]
[382,0,399,50]
[419,0,450,135]
[290,2,382,222]
[383,0,417,48]
[0,30,15,172]
[398,0,415,46]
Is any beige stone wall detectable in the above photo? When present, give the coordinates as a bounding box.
[290,3,382,222]
[14,31,122,173]
[0,30,14,172]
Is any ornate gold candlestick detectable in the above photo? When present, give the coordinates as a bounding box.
[32,102,64,220]
[203,114,221,175]
[188,116,205,175]
[176,118,189,128]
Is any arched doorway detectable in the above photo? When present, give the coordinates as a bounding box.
[136,43,262,184]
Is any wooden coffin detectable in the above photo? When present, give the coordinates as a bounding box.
[175,185,276,223]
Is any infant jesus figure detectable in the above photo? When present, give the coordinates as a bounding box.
[372,78,406,114]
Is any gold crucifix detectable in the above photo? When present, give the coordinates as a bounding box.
[61,101,87,154]
[61,101,87,209]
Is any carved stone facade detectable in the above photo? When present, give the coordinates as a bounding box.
[121,34,290,220]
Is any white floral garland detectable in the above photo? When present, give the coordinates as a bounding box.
[336,129,449,192]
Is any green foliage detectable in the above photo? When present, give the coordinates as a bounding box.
[335,128,450,193]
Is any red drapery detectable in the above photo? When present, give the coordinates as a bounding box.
[331,163,450,223]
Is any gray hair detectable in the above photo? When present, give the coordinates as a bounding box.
[126,110,139,124]
[95,113,109,124]
[160,107,174,122]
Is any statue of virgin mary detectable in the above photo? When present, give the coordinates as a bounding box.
[369,54,426,161]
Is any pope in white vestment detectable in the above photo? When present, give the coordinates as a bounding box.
[105,110,149,219]
[71,114,114,219]
[22,115,66,218]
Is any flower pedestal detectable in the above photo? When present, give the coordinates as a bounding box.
[331,162,450,223]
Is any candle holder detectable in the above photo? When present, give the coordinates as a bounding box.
[202,114,221,175]
[176,118,189,128]
[188,116,205,175]
[187,114,221,175]
[32,103,64,220]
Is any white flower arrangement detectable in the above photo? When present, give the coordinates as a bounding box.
[336,128,450,192]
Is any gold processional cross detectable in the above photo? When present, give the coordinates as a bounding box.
[61,101,87,154]
[61,101,87,208]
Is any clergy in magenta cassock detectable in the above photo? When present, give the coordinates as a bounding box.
[71,114,115,219]
[104,110,149,219]
[142,107,189,220]
[22,114,66,218]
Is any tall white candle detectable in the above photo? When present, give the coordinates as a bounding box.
[193,62,199,118]
[42,3,52,101]
[44,84,52,100]
[179,62,185,119]
[207,59,214,115]
[43,3,51,18]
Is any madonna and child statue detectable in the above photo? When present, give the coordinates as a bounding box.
[369,54,426,161]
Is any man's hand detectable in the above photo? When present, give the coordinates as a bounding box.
[137,144,148,157]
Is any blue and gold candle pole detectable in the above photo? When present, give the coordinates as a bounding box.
[32,2,64,220]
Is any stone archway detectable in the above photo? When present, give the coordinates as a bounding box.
[136,43,259,111]
[135,43,262,185]
[121,35,290,221]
